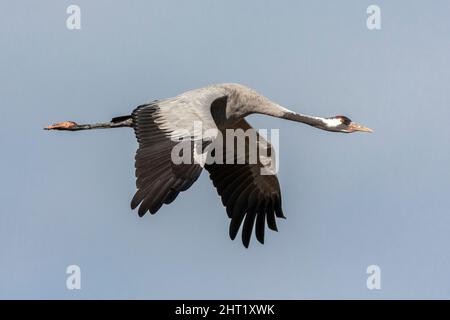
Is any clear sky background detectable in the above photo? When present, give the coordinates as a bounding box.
[1,0,450,299]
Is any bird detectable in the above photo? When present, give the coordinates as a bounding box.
[45,83,372,247]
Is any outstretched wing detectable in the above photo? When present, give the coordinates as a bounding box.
[204,119,285,248]
[130,103,203,216]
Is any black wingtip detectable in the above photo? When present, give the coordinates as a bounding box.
[130,192,141,210]
[274,204,285,219]
[229,227,238,240]
[150,203,163,215]
[137,205,148,217]
[266,211,278,232]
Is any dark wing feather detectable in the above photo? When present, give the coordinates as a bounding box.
[205,119,285,247]
[131,103,203,216]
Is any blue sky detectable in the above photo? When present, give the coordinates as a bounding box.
[1,0,450,299]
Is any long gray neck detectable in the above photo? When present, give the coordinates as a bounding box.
[221,84,328,129]
[251,101,327,129]
[280,111,326,128]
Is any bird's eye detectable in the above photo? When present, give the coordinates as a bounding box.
[339,116,351,126]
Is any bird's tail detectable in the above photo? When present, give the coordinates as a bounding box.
[111,115,132,123]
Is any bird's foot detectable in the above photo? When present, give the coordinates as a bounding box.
[44,121,78,130]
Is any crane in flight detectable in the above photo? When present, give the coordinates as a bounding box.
[45,83,372,247]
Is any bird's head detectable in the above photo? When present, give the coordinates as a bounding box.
[321,115,373,133]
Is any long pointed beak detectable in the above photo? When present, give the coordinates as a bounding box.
[349,122,373,133]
